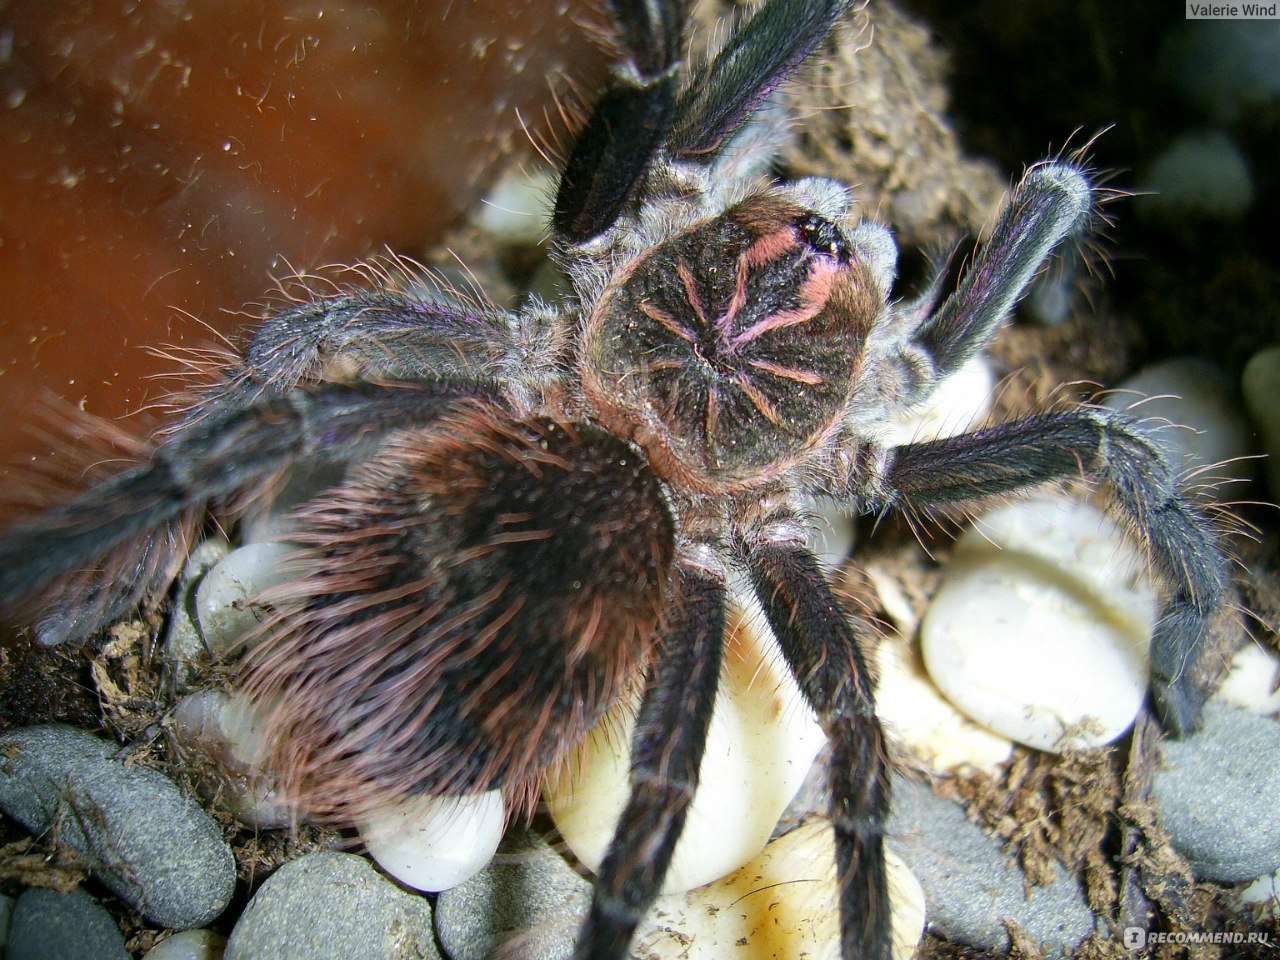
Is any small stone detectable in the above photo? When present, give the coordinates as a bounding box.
[358,790,505,893]
[1136,130,1254,219]
[164,536,232,688]
[434,830,591,960]
[0,724,236,929]
[888,777,1095,955]
[1240,867,1280,909]
[195,542,304,655]
[883,356,994,446]
[0,892,11,950]
[546,590,827,893]
[805,497,856,570]
[1107,356,1255,497]
[1154,703,1280,883]
[169,689,292,829]
[143,929,228,960]
[922,495,1155,752]
[635,819,925,960]
[1215,642,1280,715]
[875,636,1013,774]
[476,165,556,244]
[1242,345,1280,501]
[5,887,130,960]
[224,851,440,960]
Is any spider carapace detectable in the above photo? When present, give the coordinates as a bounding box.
[0,1,1226,958]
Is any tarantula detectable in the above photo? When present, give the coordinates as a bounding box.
[0,0,1226,957]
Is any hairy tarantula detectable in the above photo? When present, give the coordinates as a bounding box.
[0,1,1228,958]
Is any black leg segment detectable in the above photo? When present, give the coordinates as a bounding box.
[737,531,892,960]
[573,560,726,960]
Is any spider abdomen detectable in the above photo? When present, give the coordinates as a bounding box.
[240,407,675,820]
[582,194,880,491]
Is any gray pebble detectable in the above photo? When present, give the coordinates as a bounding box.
[435,830,591,960]
[1155,703,1280,882]
[1,892,13,950]
[224,851,439,960]
[5,887,130,960]
[887,777,1095,956]
[0,724,235,929]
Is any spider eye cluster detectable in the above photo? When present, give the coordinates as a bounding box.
[581,194,881,490]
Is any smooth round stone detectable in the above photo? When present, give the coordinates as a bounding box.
[434,830,592,960]
[1241,867,1280,908]
[635,820,925,960]
[170,690,292,829]
[1242,346,1280,499]
[883,356,994,446]
[143,929,228,960]
[195,541,304,655]
[1107,356,1255,496]
[476,165,556,244]
[224,852,440,960]
[0,725,236,929]
[6,887,130,960]
[1136,130,1254,219]
[1154,703,1280,883]
[887,777,1095,955]
[546,590,827,894]
[875,636,1013,774]
[164,537,233,687]
[1215,643,1280,715]
[358,790,505,893]
[922,495,1156,752]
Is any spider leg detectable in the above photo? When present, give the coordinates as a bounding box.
[573,556,726,960]
[899,162,1092,400]
[732,499,891,960]
[669,0,852,161]
[552,0,685,243]
[0,380,493,644]
[819,409,1226,737]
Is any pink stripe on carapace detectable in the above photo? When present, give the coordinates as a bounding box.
[676,257,708,325]
[639,298,696,343]
[743,225,800,268]
[732,258,838,346]
[746,359,824,385]
[732,373,782,424]
[714,255,751,335]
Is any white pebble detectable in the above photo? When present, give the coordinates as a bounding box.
[195,542,303,655]
[1216,643,1280,716]
[170,690,292,829]
[1108,356,1255,496]
[142,929,227,960]
[1241,867,1280,909]
[358,791,505,893]
[875,637,1013,774]
[546,591,827,894]
[1136,130,1254,219]
[634,820,925,960]
[476,166,557,244]
[922,496,1156,752]
[883,356,995,446]
[1242,346,1280,501]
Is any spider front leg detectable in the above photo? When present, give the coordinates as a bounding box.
[822,408,1226,737]
[573,555,726,960]
[732,496,892,960]
[0,380,493,644]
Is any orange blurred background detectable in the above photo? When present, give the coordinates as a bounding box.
[0,0,604,491]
